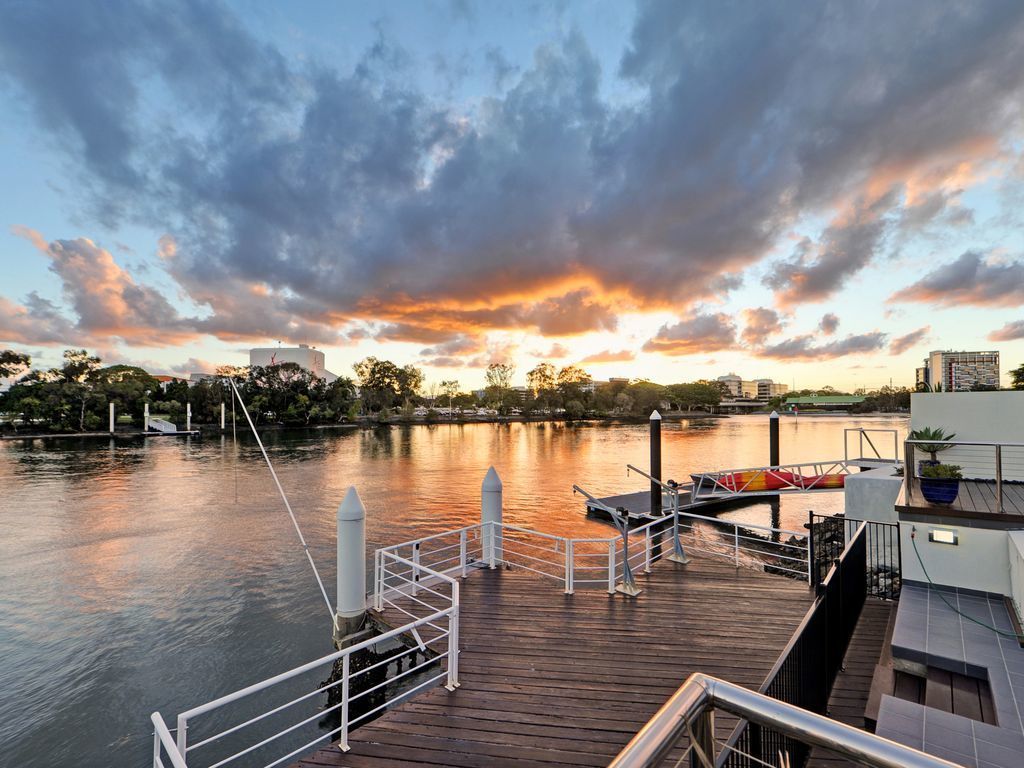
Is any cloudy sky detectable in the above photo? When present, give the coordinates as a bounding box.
[1,0,1023,389]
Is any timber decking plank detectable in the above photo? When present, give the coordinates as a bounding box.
[295,554,812,768]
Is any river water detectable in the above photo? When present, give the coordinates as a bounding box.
[0,414,906,766]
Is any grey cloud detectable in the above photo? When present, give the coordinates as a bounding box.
[766,191,898,307]
[890,250,1024,307]
[819,313,840,335]
[889,326,930,355]
[989,320,1024,341]
[0,292,79,345]
[756,332,888,361]
[642,313,736,356]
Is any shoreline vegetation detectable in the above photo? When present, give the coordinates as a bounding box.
[5,347,996,440]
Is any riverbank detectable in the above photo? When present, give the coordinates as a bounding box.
[0,410,727,440]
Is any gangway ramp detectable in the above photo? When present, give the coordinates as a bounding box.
[690,458,861,500]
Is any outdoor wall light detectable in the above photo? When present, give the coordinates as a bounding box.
[928,528,959,545]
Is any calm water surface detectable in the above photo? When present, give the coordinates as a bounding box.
[0,414,906,766]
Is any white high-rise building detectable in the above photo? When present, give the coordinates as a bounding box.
[920,350,999,392]
[717,374,787,401]
[249,344,337,382]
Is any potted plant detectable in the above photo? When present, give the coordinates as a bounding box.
[908,426,956,473]
[919,463,962,505]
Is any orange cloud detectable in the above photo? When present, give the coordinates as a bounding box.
[579,349,636,364]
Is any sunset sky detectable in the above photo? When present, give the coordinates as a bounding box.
[1,0,1023,390]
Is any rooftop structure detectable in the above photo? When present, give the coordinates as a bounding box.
[249,344,337,382]
[919,350,1000,392]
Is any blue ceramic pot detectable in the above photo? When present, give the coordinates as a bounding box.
[920,478,959,505]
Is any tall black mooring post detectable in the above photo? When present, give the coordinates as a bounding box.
[650,410,662,517]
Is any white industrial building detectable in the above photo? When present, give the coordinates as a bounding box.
[249,344,338,382]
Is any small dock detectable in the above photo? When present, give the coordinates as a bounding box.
[585,489,769,521]
[296,553,813,767]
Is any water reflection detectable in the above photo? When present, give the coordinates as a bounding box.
[0,414,906,766]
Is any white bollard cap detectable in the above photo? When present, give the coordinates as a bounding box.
[770,410,779,419]
[482,466,502,492]
[650,410,662,421]
[337,486,366,521]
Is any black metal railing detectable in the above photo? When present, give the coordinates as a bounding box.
[718,523,868,768]
[809,512,901,600]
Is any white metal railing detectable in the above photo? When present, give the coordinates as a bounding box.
[675,510,810,580]
[905,438,1024,513]
[691,459,858,499]
[844,428,900,464]
[373,513,810,606]
[152,553,459,768]
[148,417,178,433]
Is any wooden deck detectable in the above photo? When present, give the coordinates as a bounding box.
[297,554,814,768]
[901,479,1024,518]
[806,599,894,767]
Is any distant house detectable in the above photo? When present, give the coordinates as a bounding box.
[152,375,187,392]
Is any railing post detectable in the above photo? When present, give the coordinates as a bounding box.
[412,543,421,596]
[904,441,914,505]
[176,715,187,760]
[340,654,350,751]
[689,708,716,768]
[667,487,689,564]
[607,541,616,595]
[808,510,816,587]
[644,529,652,573]
[152,731,161,767]
[446,581,460,690]
[459,529,468,578]
[734,527,740,566]
[564,539,574,594]
[996,445,1004,514]
[374,549,383,611]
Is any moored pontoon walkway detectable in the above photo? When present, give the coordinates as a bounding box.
[296,553,813,768]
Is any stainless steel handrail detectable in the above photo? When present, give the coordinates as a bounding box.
[607,673,960,768]
[904,438,1017,513]
[905,439,1024,448]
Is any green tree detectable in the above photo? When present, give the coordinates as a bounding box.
[485,362,515,411]
[92,365,160,424]
[353,357,422,413]
[0,350,30,379]
[1011,364,1024,390]
[556,365,592,407]
[623,381,668,416]
[527,363,557,412]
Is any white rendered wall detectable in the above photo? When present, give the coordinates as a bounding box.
[909,391,1024,481]
[901,521,1011,596]
[845,465,903,524]
[1010,532,1024,620]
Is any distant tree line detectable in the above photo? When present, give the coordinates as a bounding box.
[5,347,1021,433]
[0,349,358,432]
